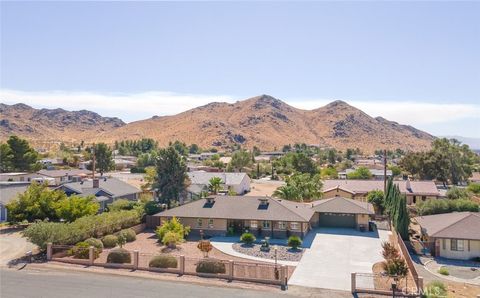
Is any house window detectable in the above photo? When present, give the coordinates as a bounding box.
[250,220,258,228]
[277,221,286,230]
[451,239,464,251]
[262,221,270,229]
[208,219,214,228]
[442,239,446,250]
[197,218,203,228]
[290,222,300,230]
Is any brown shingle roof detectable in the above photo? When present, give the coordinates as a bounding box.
[155,195,314,222]
[312,197,374,215]
[414,212,480,240]
[322,179,439,196]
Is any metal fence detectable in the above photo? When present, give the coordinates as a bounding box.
[352,272,420,297]
[47,243,287,287]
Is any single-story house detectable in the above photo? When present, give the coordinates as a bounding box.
[0,172,43,183]
[153,196,374,239]
[58,177,141,210]
[187,171,251,196]
[0,182,30,222]
[414,212,480,260]
[338,168,393,180]
[322,179,440,205]
[37,169,92,185]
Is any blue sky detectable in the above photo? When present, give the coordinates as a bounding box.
[1,1,479,137]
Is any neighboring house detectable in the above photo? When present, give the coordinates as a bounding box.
[37,169,92,185]
[58,177,141,211]
[414,212,480,260]
[153,196,374,238]
[0,172,43,182]
[0,182,30,222]
[187,171,251,196]
[39,158,64,166]
[338,168,392,180]
[113,158,136,170]
[322,179,440,205]
[469,172,480,184]
[188,152,217,161]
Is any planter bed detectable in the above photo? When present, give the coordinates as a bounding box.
[232,243,303,262]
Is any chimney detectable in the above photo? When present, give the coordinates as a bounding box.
[93,178,99,188]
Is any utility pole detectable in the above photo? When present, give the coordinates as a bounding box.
[92,143,96,179]
[383,149,387,194]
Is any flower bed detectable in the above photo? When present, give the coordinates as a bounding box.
[232,243,303,262]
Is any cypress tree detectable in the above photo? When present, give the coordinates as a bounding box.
[394,195,410,240]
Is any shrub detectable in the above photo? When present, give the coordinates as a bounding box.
[381,242,399,260]
[382,258,408,277]
[107,248,131,264]
[108,199,137,212]
[438,267,449,276]
[102,235,118,248]
[196,259,226,274]
[446,187,470,200]
[240,232,256,245]
[69,241,99,259]
[287,235,302,249]
[148,255,178,269]
[22,209,142,250]
[162,231,181,248]
[85,237,104,252]
[117,234,126,248]
[144,201,161,215]
[468,183,480,195]
[118,228,136,242]
[416,199,479,215]
[155,217,190,243]
[424,281,447,298]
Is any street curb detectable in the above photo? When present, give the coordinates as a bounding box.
[24,262,287,293]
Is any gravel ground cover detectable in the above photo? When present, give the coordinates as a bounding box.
[232,243,303,262]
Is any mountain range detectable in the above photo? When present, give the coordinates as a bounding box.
[1,95,435,152]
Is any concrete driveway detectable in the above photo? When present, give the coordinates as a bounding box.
[289,227,390,291]
[0,230,37,266]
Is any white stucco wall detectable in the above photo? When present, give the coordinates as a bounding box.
[438,238,480,260]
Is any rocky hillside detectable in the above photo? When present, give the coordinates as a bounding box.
[97,95,434,152]
[0,103,125,142]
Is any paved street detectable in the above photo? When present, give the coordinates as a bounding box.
[289,228,389,291]
[0,267,295,298]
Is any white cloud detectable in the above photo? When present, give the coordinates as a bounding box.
[0,89,236,122]
[1,89,479,129]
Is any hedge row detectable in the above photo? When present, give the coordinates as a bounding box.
[23,209,142,250]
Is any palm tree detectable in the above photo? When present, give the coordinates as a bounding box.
[273,185,300,201]
[208,177,223,195]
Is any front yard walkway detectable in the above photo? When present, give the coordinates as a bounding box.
[288,227,389,291]
[210,236,299,266]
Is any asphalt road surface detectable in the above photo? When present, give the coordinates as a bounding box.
[0,267,295,298]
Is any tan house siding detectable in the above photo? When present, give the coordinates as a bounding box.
[323,188,355,199]
[356,214,369,229]
[406,195,438,205]
[437,238,480,260]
